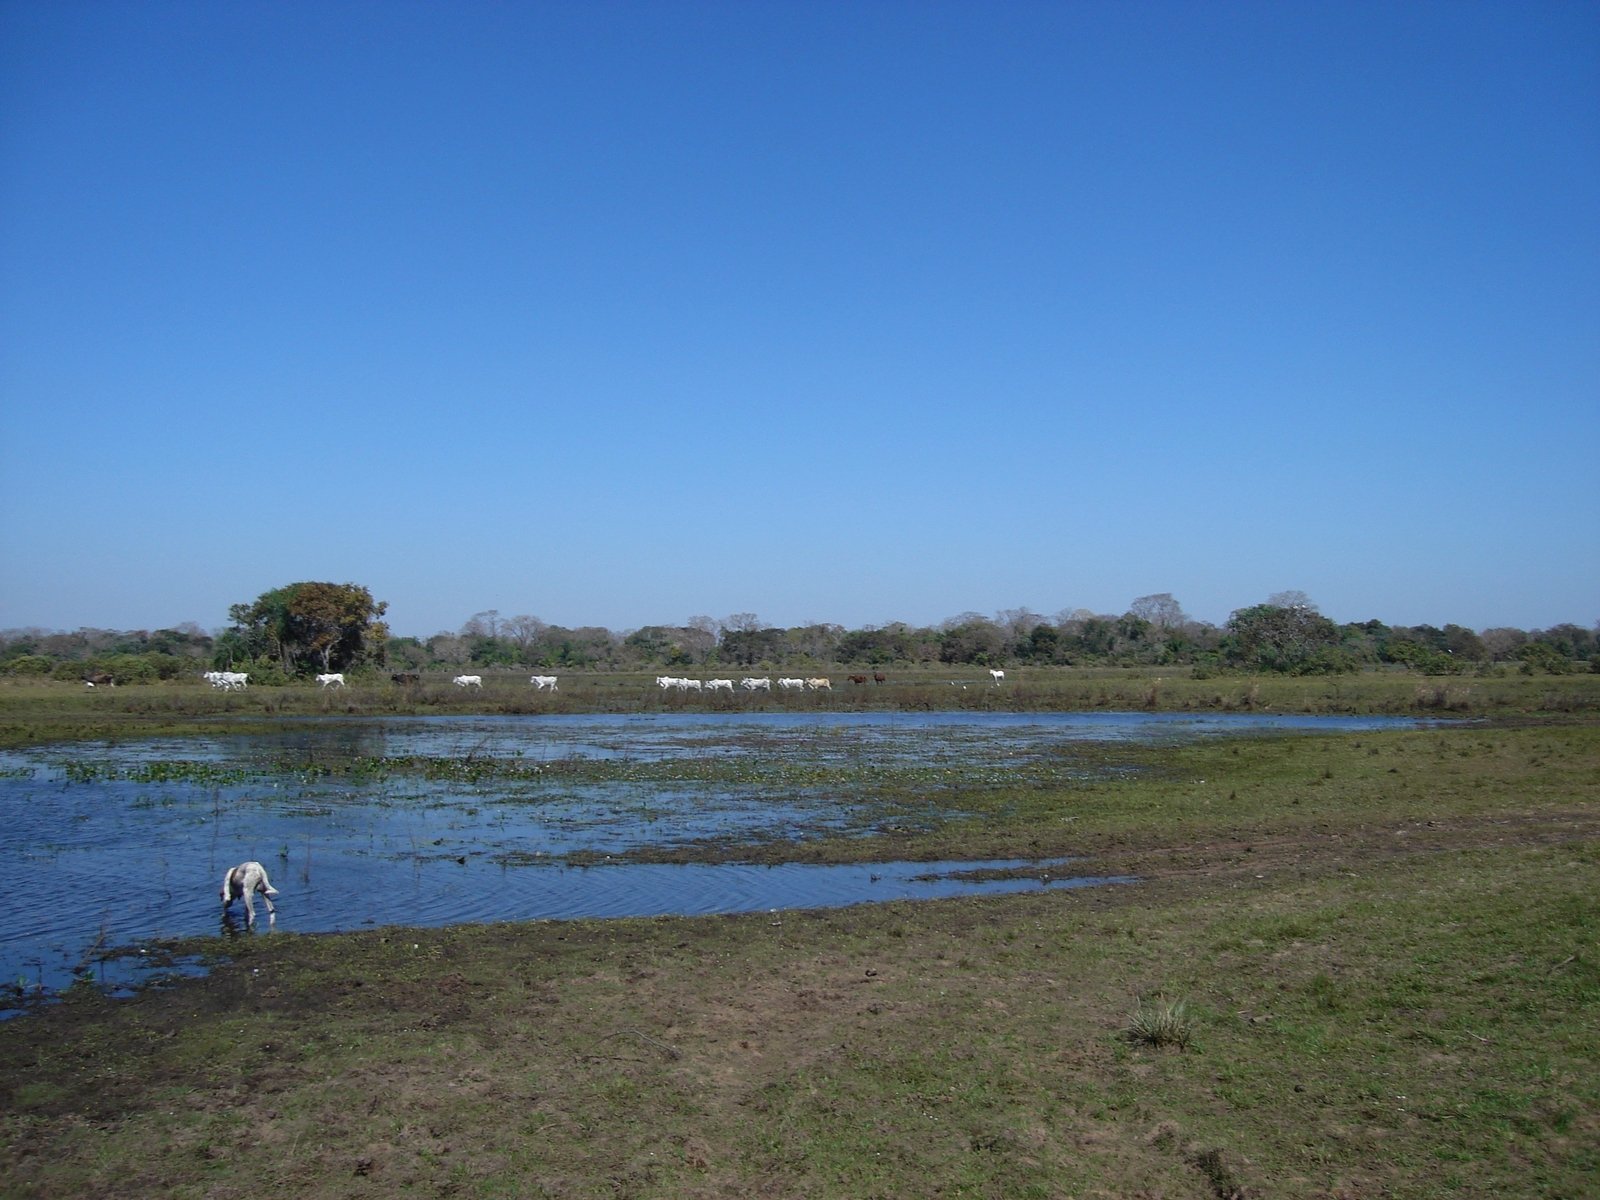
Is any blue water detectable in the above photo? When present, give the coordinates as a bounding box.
[0,710,1432,1008]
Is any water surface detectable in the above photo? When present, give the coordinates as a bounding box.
[0,710,1431,1006]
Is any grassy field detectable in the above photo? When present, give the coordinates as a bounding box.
[0,678,1597,1197]
[2,666,1596,750]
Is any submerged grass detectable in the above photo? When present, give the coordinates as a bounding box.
[4,668,1597,750]
[2,839,1594,1197]
[0,712,1596,1197]
[3,678,1598,1194]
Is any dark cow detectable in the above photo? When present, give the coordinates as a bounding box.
[847,674,869,685]
[84,673,114,688]
[873,673,887,684]
[391,672,421,685]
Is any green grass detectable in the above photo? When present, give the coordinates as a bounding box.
[2,838,1595,1197]
[3,667,1596,751]
[0,699,1596,1197]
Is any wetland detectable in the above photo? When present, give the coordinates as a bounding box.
[1,679,1595,1198]
[2,711,1431,1000]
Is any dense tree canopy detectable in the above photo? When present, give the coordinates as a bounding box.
[226,582,389,676]
[4,592,1595,682]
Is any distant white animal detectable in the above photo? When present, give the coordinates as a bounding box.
[806,677,832,691]
[529,675,559,691]
[778,677,806,691]
[316,673,346,688]
[740,677,771,691]
[678,678,703,692]
[453,674,483,688]
[706,678,734,692]
[990,669,1005,685]
[656,676,676,689]
[221,861,279,927]
[204,670,249,691]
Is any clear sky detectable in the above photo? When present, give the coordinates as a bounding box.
[2,0,1595,639]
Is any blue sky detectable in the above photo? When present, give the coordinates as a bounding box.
[2,0,1595,639]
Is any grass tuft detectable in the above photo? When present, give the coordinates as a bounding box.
[1124,995,1195,1050]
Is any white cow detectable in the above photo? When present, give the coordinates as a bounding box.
[656,675,676,689]
[778,677,806,690]
[706,678,734,692]
[530,675,559,691]
[316,673,346,688]
[453,674,483,688]
[990,669,1005,685]
[806,677,832,691]
[221,861,279,927]
[679,678,703,692]
[740,677,771,691]
[204,670,249,691]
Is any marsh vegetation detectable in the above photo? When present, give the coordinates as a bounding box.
[0,675,1595,1197]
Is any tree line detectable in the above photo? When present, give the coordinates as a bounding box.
[2,584,1596,683]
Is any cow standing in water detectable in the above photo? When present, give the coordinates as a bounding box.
[221,861,279,927]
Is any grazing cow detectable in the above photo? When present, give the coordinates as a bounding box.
[847,674,868,685]
[706,678,734,692]
[873,672,887,684]
[316,673,346,688]
[990,669,1005,684]
[778,677,806,690]
[84,673,114,688]
[220,861,279,927]
[453,674,483,688]
[806,677,832,691]
[391,672,420,685]
[529,675,559,691]
[740,677,771,691]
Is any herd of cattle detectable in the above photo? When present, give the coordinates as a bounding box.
[95,668,1007,690]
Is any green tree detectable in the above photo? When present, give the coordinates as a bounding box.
[720,627,788,666]
[938,615,1006,665]
[228,582,388,676]
[1224,602,1346,674]
[3,654,54,677]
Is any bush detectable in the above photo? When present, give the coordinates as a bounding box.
[3,654,55,677]
[1294,648,1361,676]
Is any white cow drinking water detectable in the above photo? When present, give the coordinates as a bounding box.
[220,861,279,927]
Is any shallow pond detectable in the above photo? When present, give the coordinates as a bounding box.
[0,710,1432,1007]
